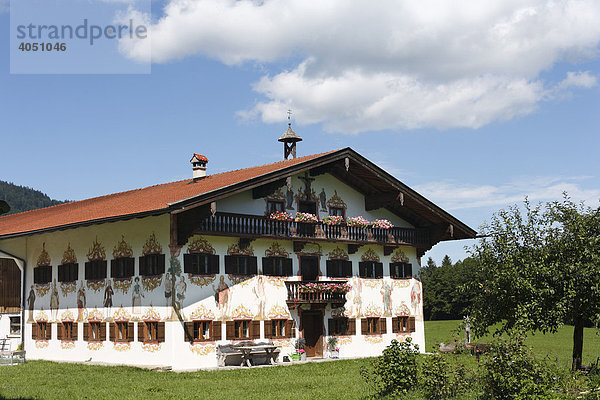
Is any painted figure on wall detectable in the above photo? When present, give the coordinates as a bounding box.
[132,277,143,314]
[319,188,327,211]
[253,275,266,320]
[286,187,294,210]
[164,272,173,308]
[213,275,230,320]
[175,276,187,313]
[27,285,35,322]
[50,279,59,321]
[350,277,362,318]
[77,281,86,322]
[104,279,114,319]
[381,282,392,317]
[410,281,421,316]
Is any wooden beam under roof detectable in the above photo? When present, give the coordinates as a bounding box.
[251,178,287,199]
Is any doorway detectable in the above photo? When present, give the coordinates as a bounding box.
[298,201,317,214]
[300,256,319,281]
[301,311,323,357]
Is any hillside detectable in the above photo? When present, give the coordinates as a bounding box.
[0,180,68,215]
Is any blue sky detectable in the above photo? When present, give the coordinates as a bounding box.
[1,1,600,265]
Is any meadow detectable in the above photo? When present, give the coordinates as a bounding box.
[1,320,598,399]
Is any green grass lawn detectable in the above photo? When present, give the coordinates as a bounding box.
[1,320,599,399]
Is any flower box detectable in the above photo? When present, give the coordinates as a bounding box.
[294,212,319,223]
[322,216,345,225]
[269,211,293,221]
[347,216,370,228]
[298,282,351,295]
[371,219,394,229]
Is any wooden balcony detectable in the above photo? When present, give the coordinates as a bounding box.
[192,213,430,247]
[285,281,348,305]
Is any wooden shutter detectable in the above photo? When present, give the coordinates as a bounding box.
[101,261,108,279]
[157,322,165,343]
[262,257,273,276]
[391,317,399,333]
[283,258,293,276]
[109,323,116,342]
[127,322,134,342]
[127,258,135,277]
[212,321,222,341]
[183,254,193,274]
[408,317,416,332]
[326,260,334,277]
[100,322,106,341]
[157,254,166,275]
[375,263,383,279]
[251,320,260,339]
[58,265,64,282]
[138,322,146,342]
[83,323,89,341]
[225,321,235,340]
[286,320,294,338]
[73,322,79,341]
[405,263,412,278]
[328,319,335,335]
[358,262,368,278]
[224,255,234,274]
[264,320,273,338]
[139,256,146,276]
[84,262,91,280]
[361,318,368,334]
[31,323,38,340]
[343,260,353,277]
[46,323,52,340]
[209,255,219,274]
[110,260,117,278]
[248,257,258,275]
[348,318,356,335]
[184,322,193,342]
[389,263,397,278]
[57,323,63,340]
[379,318,387,334]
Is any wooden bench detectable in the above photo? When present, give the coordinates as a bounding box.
[217,342,280,367]
[0,350,25,365]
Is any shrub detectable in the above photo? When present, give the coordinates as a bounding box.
[481,334,554,399]
[360,338,419,397]
[421,353,469,400]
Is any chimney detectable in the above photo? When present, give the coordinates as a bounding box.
[190,153,208,180]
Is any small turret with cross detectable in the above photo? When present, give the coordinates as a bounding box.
[278,110,302,160]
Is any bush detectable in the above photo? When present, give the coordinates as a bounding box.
[481,334,554,399]
[360,338,419,397]
[421,353,469,399]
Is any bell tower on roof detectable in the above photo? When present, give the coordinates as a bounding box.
[278,110,302,160]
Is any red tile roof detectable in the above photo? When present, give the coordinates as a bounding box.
[0,151,338,238]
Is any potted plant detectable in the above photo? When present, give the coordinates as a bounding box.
[327,337,340,359]
[295,338,307,361]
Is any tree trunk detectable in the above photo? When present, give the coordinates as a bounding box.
[572,316,584,371]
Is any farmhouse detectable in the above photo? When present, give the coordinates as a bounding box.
[0,132,475,370]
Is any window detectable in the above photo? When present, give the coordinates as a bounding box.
[138,321,165,343]
[262,257,292,276]
[361,317,386,335]
[85,260,107,280]
[329,206,345,218]
[139,254,165,277]
[392,316,415,333]
[328,318,349,336]
[9,316,20,336]
[234,320,250,339]
[111,257,134,279]
[33,266,52,284]
[33,321,51,340]
[89,322,103,341]
[359,261,383,279]
[184,253,219,275]
[58,263,78,283]
[298,200,317,214]
[267,200,285,213]
[113,322,131,341]
[272,320,286,337]
[61,322,75,341]
[390,262,412,279]
[326,260,352,278]
[265,319,293,338]
[224,255,257,275]
[184,321,221,342]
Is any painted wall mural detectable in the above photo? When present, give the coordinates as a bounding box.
[267,304,290,320]
[77,282,87,322]
[87,238,106,292]
[142,306,161,321]
[27,285,35,322]
[143,232,162,255]
[60,243,78,296]
[190,344,216,356]
[363,305,382,317]
[391,248,409,263]
[395,302,410,317]
[348,277,363,318]
[230,304,254,320]
[114,342,131,352]
[190,275,215,287]
[265,242,289,258]
[60,309,75,322]
[190,304,215,321]
[132,277,144,316]
[114,306,132,321]
[410,281,422,316]
[35,244,51,297]
[50,280,59,322]
[104,279,115,320]
[87,307,103,322]
[188,236,215,254]
[328,246,349,260]
[327,190,347,210]
[381,281,392,317]
[253,275,267,320]
[361,248,380,262]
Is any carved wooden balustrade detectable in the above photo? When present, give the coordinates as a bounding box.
[194,213,430,247]
[285,281,348,304]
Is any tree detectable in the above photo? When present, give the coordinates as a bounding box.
[468,197,600,370]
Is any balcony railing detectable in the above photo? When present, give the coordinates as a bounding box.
[285,281,348,304]
[194,213,430,247]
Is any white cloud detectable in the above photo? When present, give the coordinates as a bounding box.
[414,176,600,211]
[119,0,600,131]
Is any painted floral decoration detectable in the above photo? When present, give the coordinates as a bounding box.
[299,282,351,295]
[269,211,293,221]
[322,215,344,225]
[347,216,370,227]
[294,212,319,223]
[371,219,394,229]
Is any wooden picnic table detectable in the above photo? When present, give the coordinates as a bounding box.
[232,345,278,367]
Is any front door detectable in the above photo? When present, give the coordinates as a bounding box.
[300,256,319,281]
[301,311,323,357]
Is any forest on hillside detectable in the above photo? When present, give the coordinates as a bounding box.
[0,180,68,214]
